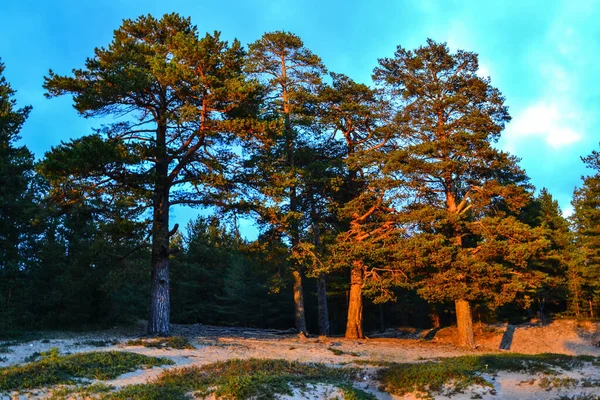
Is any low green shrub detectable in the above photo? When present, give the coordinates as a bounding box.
[105,358,374,400]
[379,353,600,399]
[125,336,193,350]
[0,350,172,391]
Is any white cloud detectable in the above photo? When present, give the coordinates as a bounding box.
[477,62,491,79]
[562,205,574,218]
[506,101,582,148]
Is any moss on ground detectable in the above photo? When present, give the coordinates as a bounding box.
[379,353,600,399]
[0,349,172,391]
[125,336,194,350]
[6,350,600,399]
[104,358,375,400]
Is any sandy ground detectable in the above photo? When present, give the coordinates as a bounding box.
[1,319,600,399]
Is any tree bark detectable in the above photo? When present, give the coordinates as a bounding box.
[292,268,307,333]
[148,184,171,336]
[313,221,329,336]
[279,55,308,335]
[455,299,475,347]
[430,309,441,328]
[289,175,306,333]
[345,261,364,339]
[317,275,330,336]
[148,114,171,336]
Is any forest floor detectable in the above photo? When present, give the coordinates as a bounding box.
[1,319,599,399]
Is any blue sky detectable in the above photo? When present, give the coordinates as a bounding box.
[1,0,599,236]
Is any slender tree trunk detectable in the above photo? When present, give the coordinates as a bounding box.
[292,268,307,333]
[148,186,170,335]
[345,261,364,339]
[290,185,306,333]
[430,308,441,328]
[313,220,329,336]
[455,299,475,347]
[148,116,171,336]
[379,303,385,332]
[283,66,307,334]
[317,275,330,336]
[446,185,476,347]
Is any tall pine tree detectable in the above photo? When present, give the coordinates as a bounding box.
[244,32,326,333]
[41,14,256,335]
[0,59,35,329]
[376,40,548,347]
[316,73,400,338]
[571,149,600,318]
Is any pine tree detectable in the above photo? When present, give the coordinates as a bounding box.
[521,189,571,318]
[376,40,548,346]
[0,59,35,329]
[244,31,326,333]
[170,217,235,324]
[40,14,256,335]
[571,149,600,318]
[315,73,400,338]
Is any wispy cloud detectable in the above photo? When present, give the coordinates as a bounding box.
[504,100,582,149]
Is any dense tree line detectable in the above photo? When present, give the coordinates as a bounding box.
[1,13,599,346]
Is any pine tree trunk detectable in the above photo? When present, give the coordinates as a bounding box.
[282,69,307,334]
[290,193,306,333]
[317,275,330,336]
[148,117,171,336]
[345,261,364,339]
[148,187,171,336]
[430,308,441,328]
[292,268,307,333]
[313,221,329,336]
[455,299,475,347]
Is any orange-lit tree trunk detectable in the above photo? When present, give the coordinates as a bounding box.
[316,74,391,340]
[447,188,475,347]
[292,269,307,333]
[345,261,364,339]
[455,299,475,347]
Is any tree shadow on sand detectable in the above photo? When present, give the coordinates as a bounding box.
[423,327,441,341]
[499,324,516,350]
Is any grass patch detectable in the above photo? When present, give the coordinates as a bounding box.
[538,376,578,390]
[23,351,42,363]
[339,384,377,400]
[353,359,395,367]
[125,336,193,350]
[0,349,173,391]
[327,347,360,357]
[76,339,120,347]
[379,353,600,399]
[104,358,375,400]
[50,382,115,399]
